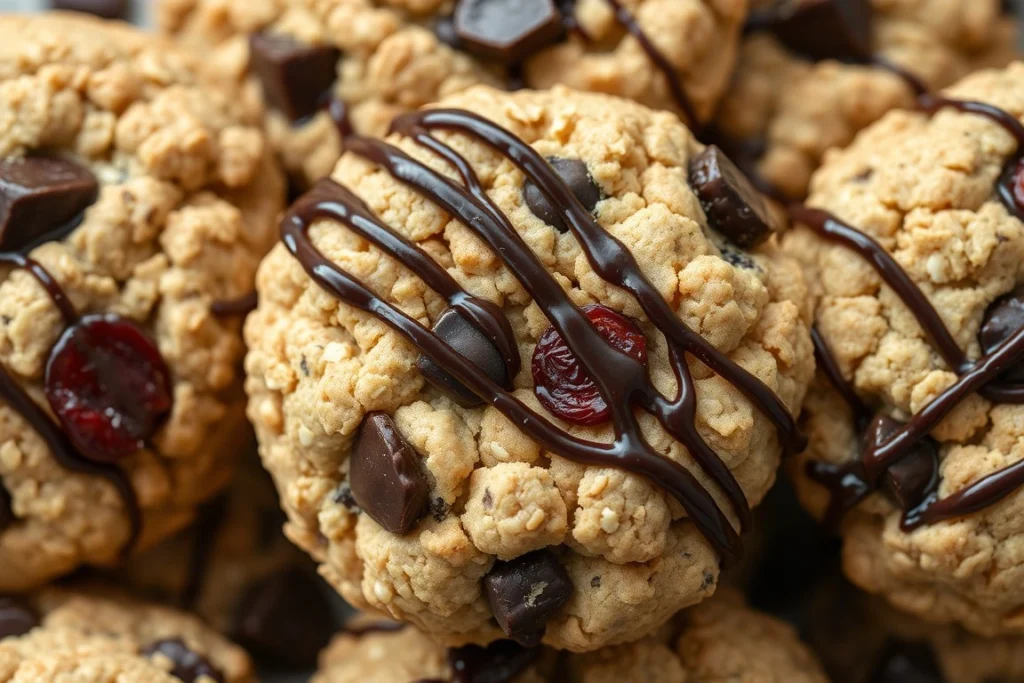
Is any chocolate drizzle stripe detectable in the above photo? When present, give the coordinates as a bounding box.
[904,456,1024,529]
[0,254,78,325]
[210,292,258,318]
[810,327,867,421]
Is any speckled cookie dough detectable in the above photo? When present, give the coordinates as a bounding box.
[714,0,1018,200]
[787,62,1024,637]
[157,0,748,186]
[0,13,285,591]
[313,589,828,683]
[0,587,254,683]
[244,85,814,650]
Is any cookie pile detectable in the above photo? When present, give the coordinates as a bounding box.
[0,0,1022,681]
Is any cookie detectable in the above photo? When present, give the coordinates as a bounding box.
[0,13,285,591]
[0,587,253,682]
[313,588,828,683]
[787,62,1024,636]
[244,85,815,650]
[713,0,1018,199]
[157,0,748,187]
[110,454,338,668]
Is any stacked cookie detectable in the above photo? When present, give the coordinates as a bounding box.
[1,0,1023,681]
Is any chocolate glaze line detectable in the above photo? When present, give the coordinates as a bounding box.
[810,327,868,423]
[0,254,142,551]
[210,292,258,318]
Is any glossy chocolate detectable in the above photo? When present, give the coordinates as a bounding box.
[0,156,98,253]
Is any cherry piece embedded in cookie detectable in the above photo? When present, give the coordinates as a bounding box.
[454,0,565,63]
[766,0,873,62]
[418,308,511,408]
[523,157,602,233]
[141,639,225,683]
[689,145,782,249]
[868,639,944,683]
[50,0,129,19]
[0,597,38,640]
[981,286,1024,382]
[44,315,172,464]
[248,33,341,122]
[448,640,540,683]
[483,549,572,646]
[868,415,938,511]
[233,568,335,667]
[0,156,98,252]
[349,412,430,534]
[532,304,646,425]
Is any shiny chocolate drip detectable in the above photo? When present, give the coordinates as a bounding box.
[0,253,142,551]
[210,292,258,318]
[282,109,804,562]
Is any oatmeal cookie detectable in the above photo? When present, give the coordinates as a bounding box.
[0,13,285,591]
[244,85,814,650]
[714,0,1018,199]
[788,62,1024,636]
[158,0,748,186]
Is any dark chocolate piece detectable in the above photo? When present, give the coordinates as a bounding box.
[349,412,430,534]
[689,145,781,248]
[869,639,944,683]
[248,33,340,122]
[0,156,98,252]
[233,568,336,667]
[454,0,565,63]
[981,287,1024,382]
[482,549,572,646]
[433,16,463,50]
[869,415,938,511]
[767,0,873,62]
[51,0,129,19]
[523,157,601,233]
[448,640,541,683]
[140,638,225,683]
[417,308,511,408]
[0,597,38,640]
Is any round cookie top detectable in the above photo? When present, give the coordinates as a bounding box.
[245,84,814,650]
[157,0,748,185]
[0,13,284,591]
[0,588,253,683]
[714,0,1016,199]
[787,62,1024,637]
[312,589,828,683]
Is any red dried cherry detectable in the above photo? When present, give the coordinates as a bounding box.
[532,304,647,425]
[45,315,172,463]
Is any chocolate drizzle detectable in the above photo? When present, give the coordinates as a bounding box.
[281,108,804,562]
[0,253,141,550]
[210,292,258,318]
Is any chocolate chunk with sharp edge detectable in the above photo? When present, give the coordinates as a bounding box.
[0,597,38,640]
[454,0,566,63]
[767,0,873,62]
[689,145,781,249]
[448,641,541,683]
[51,0,129,19]
[349,412,430,534]
[869,415,938,511]
[232,568,336,667]
[869,639,945,683]
[248,33,341,122]
[981,287,1024,382]
[0,156,98,252]
[417,308,510,408]
[483,550,572,646]
[524,157,601,233]
[140,639,225,683]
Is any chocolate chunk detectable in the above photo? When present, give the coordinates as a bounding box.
[767,0,873,62]
[349,412,430,534]
[0,597,38,640]
[0,156,98,252]
[981,287,1024,382]
[140,639,225,683]
[524,157,602,233]
[454,0,566,63]
[689,145,781,249]
[418,308,510,408]
[448,641,541,683]
[483,549,572,646]
[434,16,463,50]
[51,0,129,19]
[869,639,944,683]
[868,415,938,511]
[248,33,341,122]
[233,568,336,668]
